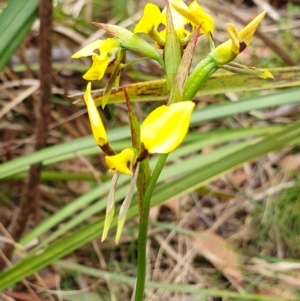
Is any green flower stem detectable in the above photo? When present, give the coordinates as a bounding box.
[134,153,168,301]
[183,55,218,101]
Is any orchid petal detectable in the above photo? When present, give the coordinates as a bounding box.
[141,101,195,154]
[105,148,138,175]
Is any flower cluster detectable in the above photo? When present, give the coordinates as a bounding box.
[72,0,270,243]
[134,0,214,47]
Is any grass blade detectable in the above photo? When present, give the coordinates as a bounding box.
[0,0,39,70]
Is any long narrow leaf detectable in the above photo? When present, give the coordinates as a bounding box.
[83,67,300,105]
[0,0,39,70]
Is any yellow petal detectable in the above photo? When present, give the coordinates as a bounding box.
[97,38,120,60]
[105,148,137,175]
[170,0,214,34]
[72,38,120,80]
[227,24,240,55]
[188,0,214,33]
[71,40,104,58]
[83,54,110,81]
[141,101,195,154]
[84,82,108,146]
[134,3,161,35]
[72,38,120,59]
[134,1,208,46]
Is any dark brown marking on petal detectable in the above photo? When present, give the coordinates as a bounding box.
[184,23,193,33]
[137,145,149,162]
[100,144,115,156]
[108,57,116,66]
[156,23,166,32]
[126,161,131,170]
[93,49,100,55]
[239,42,247,53]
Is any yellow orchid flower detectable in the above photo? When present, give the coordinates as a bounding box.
[210,11,266,65]
[72,38,121,81]
[105,148,138,176]
[103,102,194,175]
[141,101,195,154]
[84,82,108,146]
[134,0,213,47]
[83,88,194,176]
[102,102,195,243]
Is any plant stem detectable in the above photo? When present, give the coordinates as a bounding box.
[134,153,168,301]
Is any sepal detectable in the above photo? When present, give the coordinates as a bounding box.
[115,163,140,244]
[102,173,119,242]
[84,83,108,146]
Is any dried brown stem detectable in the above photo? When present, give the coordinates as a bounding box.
[0,0,52,270]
